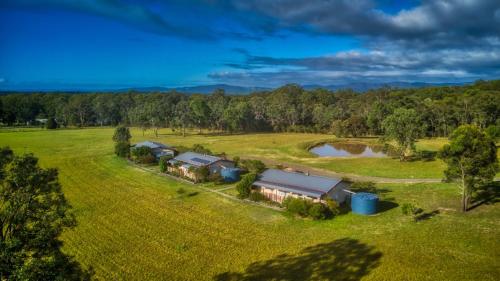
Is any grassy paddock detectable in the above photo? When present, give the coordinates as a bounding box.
[132,128,452,178]
[0,127,498,280]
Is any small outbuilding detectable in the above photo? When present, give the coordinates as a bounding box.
[252,169,350,204]
[132,141,176,160]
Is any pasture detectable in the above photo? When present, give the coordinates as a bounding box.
[0,127,498,280]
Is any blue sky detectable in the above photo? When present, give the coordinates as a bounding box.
[0,0,499,90]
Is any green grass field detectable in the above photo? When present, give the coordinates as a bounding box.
[131,128,450,179]
[0,127,499,280]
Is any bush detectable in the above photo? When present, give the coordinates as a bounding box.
[283,197,311,217]
[131,146,156,164]
[239,159,266,173]
[136,154,156,164]
[236,172,257,198]
[192,144,212,154]
[208,173,224,184]
[159,156,171,172]
[232,156,240,167]
[132,146,153,158]
[308,203,330,220]
[485,124,500,141]
[193,166,210,182]
[325,198,341,216]
[114,142,130,158]
[46,117,58,129]
[350,181,377,193]
[401,203,423,221]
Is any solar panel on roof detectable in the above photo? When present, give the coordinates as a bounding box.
[191,157,211,165]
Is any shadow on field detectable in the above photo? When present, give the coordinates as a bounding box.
[213,238,382,281]
[415,210,440,221]
[468,181,500,211]
[377,198,399,213]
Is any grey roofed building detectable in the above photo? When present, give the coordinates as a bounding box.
[133,141,172,149]
[170,152,222,167]
[253,169,346,199]
[133,141,176,159]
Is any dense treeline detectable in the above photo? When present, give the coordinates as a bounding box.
[1,80,499,137]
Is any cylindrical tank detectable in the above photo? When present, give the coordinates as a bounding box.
[351,192,378,215]
[221,168,240,182]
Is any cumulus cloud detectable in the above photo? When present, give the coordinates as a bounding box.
[211,46,500,86]
[2,0,498,85]
[208,0,500,85]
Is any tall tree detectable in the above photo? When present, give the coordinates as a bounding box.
[0,148,91,280]
[382,108,425,161]
[112,126,131,158]
[439,125,499,212]
[189,96,210,133]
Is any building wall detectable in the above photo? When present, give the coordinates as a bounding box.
[254,186,321,204]
[167,166,197,181]
[326,181,350,204]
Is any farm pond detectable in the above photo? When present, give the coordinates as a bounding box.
[310,142,389,158]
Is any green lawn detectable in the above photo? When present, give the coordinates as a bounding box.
[0,127,499,280]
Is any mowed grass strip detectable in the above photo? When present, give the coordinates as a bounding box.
[0,127,498,280]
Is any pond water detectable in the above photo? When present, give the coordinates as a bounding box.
[309,142,388,158]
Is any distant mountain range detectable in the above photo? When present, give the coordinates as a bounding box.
[1,82,467,94]
[119,82,466,94]
[116,84,270,95]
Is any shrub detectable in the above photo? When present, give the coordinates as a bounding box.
[485,124,500,141]
[208,173,224,184]
[137,154,156,164]
[283,197,311,217]
[350,181,377,193]
[325,198,341,216]
[193,166,210,182]
[46,117,58,129]
[232,156,240,167]
[192,144,212,154]
[236,172,257,198]
[249,191,267,202]
[132,146,153,158]
[114,142,130,158]
[308,203,330,220]
[239,159,266,173]
[159,156,171,172]
[401,203,423,221]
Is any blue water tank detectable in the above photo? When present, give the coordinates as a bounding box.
[221,168,240,182]
[351,192,378,215]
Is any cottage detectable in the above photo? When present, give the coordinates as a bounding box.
[167,151,235,181]
[253,169,350,204]
[132,141,176,159]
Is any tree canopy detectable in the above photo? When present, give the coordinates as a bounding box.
[439,125,499,212]
[0,147,91,280]
[0,80,499,138]
[382,108,425,161]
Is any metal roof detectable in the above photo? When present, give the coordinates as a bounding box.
[133,141,172,149]
[253,169,343,198]
[173,152,222,167]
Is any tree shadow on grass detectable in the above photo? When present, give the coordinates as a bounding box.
[468,181,500,211]
[377,198,399,213]
[415,210,440,221]
[213,238,382,281]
